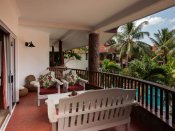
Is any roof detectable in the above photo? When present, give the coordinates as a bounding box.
[15,0,175,50]
[99,44,115,53]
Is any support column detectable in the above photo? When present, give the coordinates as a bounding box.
[59,40,64,65]
[88,33,100,72]
[51,46,55,66]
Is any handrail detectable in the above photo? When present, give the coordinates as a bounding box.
[50,67,175,93]
[48,67,175,127]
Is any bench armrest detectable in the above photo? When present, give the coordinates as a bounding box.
[46,100,58,123]
[60,79,69,85]
[61,79,69,92]
[53,78,63,85]
[78,77,88,83]
[78,78,88,89]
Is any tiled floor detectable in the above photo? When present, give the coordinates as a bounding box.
[6,92,147,131]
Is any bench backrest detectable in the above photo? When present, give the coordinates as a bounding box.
[58,88,136,131]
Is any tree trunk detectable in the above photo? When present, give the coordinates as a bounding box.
[126,55,129,67]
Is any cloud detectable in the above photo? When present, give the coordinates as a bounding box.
[172,26,175,30]
[170,18,175,23]
[117,16,166,32]
[135,16,165,27]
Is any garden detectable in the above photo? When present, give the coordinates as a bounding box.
[101,21,175,87]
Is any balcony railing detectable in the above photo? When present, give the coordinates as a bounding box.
[48,67,175,127]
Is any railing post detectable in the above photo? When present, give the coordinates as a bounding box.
[138,82,140,103]
[150,85,153,110]
[146,84,148,107]
[141,83,144,105]
[172,92,175,124]
[165,91,169,120]
[160,89,163,116]
[155,87,158,113]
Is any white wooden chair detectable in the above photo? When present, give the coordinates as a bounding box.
[47,88,136,131]
[61,69,88,92]
[37,78,63,106]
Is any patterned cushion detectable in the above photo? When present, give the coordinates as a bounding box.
[39,72,56,88]
[64,70,79,85]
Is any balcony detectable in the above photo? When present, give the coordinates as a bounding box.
[1,0,175,131]
[6,68,175,131]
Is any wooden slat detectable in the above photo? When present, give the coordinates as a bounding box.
[141,82,144,105]
[150,85,153,110]
[146,84,148,107]
[155,87,158,113]
[160,89,163,116]
[138,82,140,102]
[165,91,169,119]
[127,79,130,89]
[121,77,123,88]
[172,93,175,124]
[118,77,121,88]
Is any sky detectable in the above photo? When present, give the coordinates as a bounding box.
[118,6,175,45]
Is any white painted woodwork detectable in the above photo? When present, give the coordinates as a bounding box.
[46,88,136,131]
[37,81,63,106]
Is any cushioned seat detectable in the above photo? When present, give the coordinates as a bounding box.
[37,69,63,106]
[39,86,58,95]
[68,84,84,92]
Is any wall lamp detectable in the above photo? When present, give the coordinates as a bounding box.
[25,41,35,48]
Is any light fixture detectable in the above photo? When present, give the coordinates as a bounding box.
[25,41,35,48]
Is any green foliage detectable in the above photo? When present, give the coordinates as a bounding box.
[64,50,82,60]
[150,28,175,64]
[101,59,120,73]
[162,57,175,86]
[126,56,168,84]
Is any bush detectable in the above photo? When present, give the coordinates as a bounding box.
[101,59,121,73]
[126,56,168,84]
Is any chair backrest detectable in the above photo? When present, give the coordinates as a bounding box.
[58,88,136,131]
[48,67,64,79]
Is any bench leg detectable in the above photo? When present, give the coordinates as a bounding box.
[125,123,130,131]
[52,122,57,131]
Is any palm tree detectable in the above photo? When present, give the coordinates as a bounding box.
[150,28,175,64]
[108,21,152,67]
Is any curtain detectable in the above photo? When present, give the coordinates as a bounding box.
[0,37,7,109]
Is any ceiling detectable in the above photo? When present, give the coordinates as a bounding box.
[15,0,175,50]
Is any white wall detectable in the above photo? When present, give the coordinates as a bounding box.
[18,25,50,86]
[0,0,19,35]
[0,0,50,102]
[65,54,88,70]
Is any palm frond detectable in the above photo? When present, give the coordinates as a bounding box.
[133,32,149,40]
[134,21,148,34]
[149,37,160,46]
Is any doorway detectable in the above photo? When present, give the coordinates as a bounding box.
[0,27,16,128]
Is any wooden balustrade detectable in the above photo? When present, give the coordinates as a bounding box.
[48,67,175,127]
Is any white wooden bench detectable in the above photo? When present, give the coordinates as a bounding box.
[47,88,136,131]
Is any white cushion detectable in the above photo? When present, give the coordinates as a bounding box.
[30,81,40,87]
[19,86,25,90]
[50,71,55,78]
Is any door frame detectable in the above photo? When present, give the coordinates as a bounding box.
[0,20,18,107]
